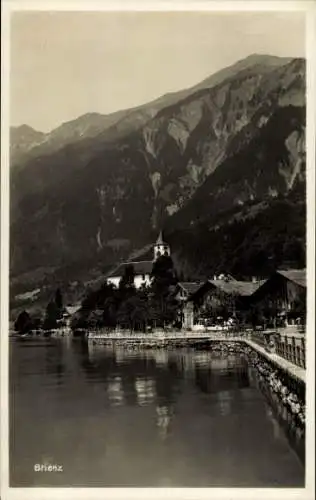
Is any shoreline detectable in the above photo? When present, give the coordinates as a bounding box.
[11,330,306,385]
[88,333,306,385]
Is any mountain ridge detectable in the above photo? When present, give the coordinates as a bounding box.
[11,53,302,166]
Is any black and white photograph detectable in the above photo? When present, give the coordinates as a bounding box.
[1,2,315,499]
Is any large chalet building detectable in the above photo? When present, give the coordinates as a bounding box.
[179,269,306,330]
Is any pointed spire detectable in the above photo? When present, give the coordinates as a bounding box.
[156,230,164,245]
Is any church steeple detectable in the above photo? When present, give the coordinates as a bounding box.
[154,231,170,261]
[156,230,164,245]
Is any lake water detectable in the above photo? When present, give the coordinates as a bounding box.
[9,337,305,487]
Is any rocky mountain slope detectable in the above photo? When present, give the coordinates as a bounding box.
[13,53,281,169]
[10,54,306,295]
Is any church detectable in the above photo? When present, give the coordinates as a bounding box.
[106,232,171,289]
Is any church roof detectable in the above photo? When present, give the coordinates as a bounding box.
[107,260,153,278]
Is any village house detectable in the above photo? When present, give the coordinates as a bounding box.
[62,305,82,325]
[249,269,306,328]
[181,277,264,330]
[174,282,204,329]
[106,232,171,289]
[55,304,82,333]
[175,282,204,302]
[176,268,306,334]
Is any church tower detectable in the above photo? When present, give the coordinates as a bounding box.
[154,231,170,261]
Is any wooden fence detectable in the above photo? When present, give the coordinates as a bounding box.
[275,335,306,369]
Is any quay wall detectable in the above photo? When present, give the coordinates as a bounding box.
[244,339,305,384]
[88,331,305,386]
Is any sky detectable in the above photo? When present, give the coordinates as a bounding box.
[10,11,305,132]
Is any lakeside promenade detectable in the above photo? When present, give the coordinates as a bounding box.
[245,338,305,383]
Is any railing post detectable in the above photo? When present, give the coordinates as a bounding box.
[301,336,305,369]
[291,336,296,365]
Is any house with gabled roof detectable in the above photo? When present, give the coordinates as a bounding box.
[249,268,306,326]
[173,281,205,328]
[201,279,263,298]
[178,277,263,329]
[175,282,204,301]
[276,269,306,288]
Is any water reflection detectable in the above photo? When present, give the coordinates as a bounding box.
[107,376,125,406]
[10,338,305,487]
[216,391,233,417]
[266,405,282,439]
[156,405,173,440]
[135,378,156,406]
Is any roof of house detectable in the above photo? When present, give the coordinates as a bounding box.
[187,279,264,300]
[208,279,263,296]
[65,305,81,316]
[107,260,153,279]
[178,282,204,295]
[277,269,306,288]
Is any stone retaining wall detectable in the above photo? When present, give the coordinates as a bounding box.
[89,333,305,387]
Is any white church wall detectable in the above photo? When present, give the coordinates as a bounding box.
[134,274,152,288]
[107,274,151,289]
[107,277,121,288]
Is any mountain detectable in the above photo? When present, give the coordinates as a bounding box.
[10,54,306,298]
[11,53,294,170]
[10,124,46,165]
[10,111,134,168]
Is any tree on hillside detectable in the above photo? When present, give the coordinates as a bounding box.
[72,281,121,331]
[150,255,179,328]
[14,310,32,335]
[119,264,136,290]
[55,288,63,311]
[96,281,116,308]
[31,309,44,331]
[103,294,119,329]
[78,281,115,320]
[43,300,60,330]
[87,308,104,329]
[117,293,149,332]
[116,265,137,313]
[151,255,177,291]
[71,309,89,331]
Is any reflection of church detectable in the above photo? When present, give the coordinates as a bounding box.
[106,232,171,289]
